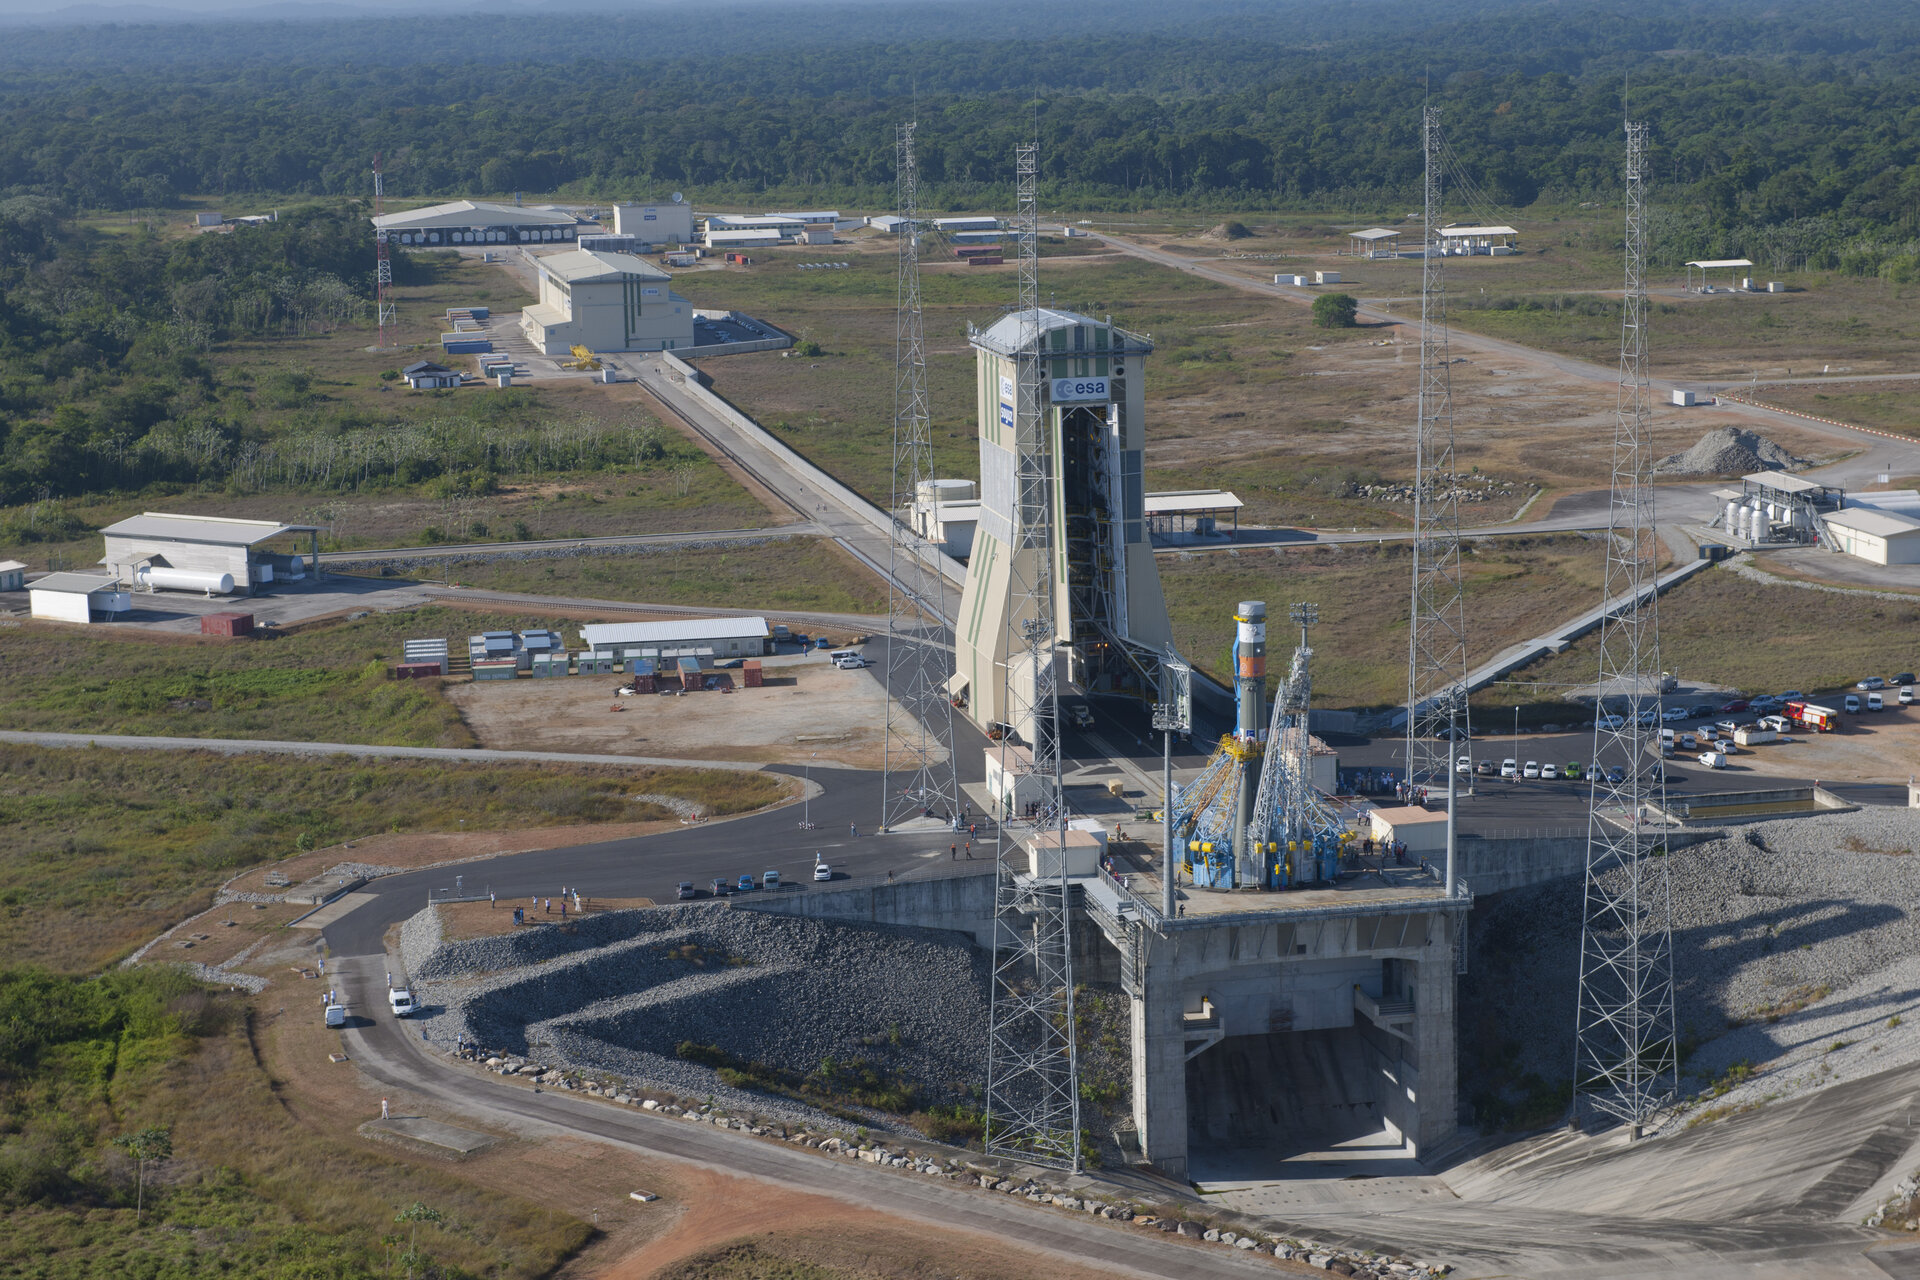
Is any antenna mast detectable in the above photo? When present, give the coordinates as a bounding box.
[373,154,396,350]
[1405,105,1470,796]
[984,137,1080,1171]
[1573,118,1675,1135]
[880,121,962,833]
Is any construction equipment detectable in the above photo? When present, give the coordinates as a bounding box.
[562,345,602,371]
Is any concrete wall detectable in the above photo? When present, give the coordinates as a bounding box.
[729,869,998,944]
[29,589,92,624]
[1454,829,1721,895]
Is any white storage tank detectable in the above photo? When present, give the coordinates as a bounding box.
[136,566,236,595]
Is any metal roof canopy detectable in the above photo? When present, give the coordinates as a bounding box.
[1439,225,1518,237]
[580,617,770,648]
[1349,228,1400,241]
[30,572,122,593]
[1741,471,1827,495]
[1145,489,1245,515]
[970,306,1151,358]
[1687,258,1754,269]
[102,512,321,545]
[533,248,672,283]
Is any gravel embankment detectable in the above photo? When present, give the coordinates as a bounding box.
[406,903,989,1133]
[1655,426,1808,476]
[1462,807,1920,1127]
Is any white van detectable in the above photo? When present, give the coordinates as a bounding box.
[324,1002,347,1028]
[1697,750,1727,769]
[830,649,868,669]
[388,988,416,1018]
[1845,694,1862,714]
[1868,692,1884,711]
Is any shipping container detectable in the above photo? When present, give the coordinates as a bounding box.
[393,661,442,680]
[742,659,763,688]
[630,657,656,694]
[201,611,255,637]
[676,656,703,689]
[471,658,519,682]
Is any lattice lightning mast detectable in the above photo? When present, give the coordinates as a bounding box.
[373,155,396,350]
[983,139,1080,1171]
[880,122,962,832]
[1405,105,1471,796]
[1573,118,1676,1135]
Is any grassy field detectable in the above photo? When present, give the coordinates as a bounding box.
[0,745,788,972]
[0,967,589,1278]
[1753,384,1920,438]
[424,538,892,615]
[1157,534,1613,708]
[1486,562,1920,707]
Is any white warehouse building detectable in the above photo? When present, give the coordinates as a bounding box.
[519,249,694,355]
[100,512,323,597]
[579,616,770,661]
[371,199,582,248]
[1823,507,1920,565]
[611,201,695,246]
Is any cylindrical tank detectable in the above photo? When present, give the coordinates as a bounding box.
[1725,500,1739,533]
[1232,601,1267,886]
[136,566,236,595]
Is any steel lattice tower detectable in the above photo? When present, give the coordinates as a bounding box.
[373,155,396,350]
[983,139,1080,1171]
[1573,119,1676,1134]
[880,122,962,832]
[1405,105,1470,795]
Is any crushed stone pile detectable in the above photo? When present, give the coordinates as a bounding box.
[408,903,988,1129]
[1460,807,1920,1126]
[1654,426,1809,477]
[1199,221,1251,240]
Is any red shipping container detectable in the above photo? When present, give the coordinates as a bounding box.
[201,611,254,637]
[742,660,763,688]
[392,662,441,680]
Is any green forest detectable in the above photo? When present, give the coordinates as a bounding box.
[7,0,1920,514]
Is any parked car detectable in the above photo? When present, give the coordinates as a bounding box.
[388,988,415,1019]
[325,1002,347,1028]
[676,881,696,901]
[737,874,756,893]
[1894,673,1916,686]
[1845,694,1862,713]
[1597,714,1626,730]
[814,860,832,882]
[1757,715,1791,732]
[1698,750,1727,769]
[1435,726,1472,741]
[1869,692,1885,712]
[1456,755,1472,774]
[1069,703,1095,730]
[1661,706,1691,722]
[1690,704,1716,718]
[1541,762,1563,780]
[1679,733,1698,750]
[1713,738,1737,754]
[1475,759,1497,776]
[1859,676,1887,690]
[1749,695,1782,713]
[1523,761,1542,779]
[1779,690,1804,702]
[1563,762,1584,779]
[1500,758,1518,778]
[710,877,730,897]
[1720,699,1750,712]
[1714,719,1740,735]
[1604,766,1624,784]
[1903,687,1915,706]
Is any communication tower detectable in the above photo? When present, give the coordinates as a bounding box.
[1573,119,1676,1134]
[879,121,962,832]
[982,141,1080,1171]
[1404,105,1470,794]
[373,154,397,350]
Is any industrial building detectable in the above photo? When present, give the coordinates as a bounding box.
[768,210,840,226]
[866,215,906,234]
[1437,224,1518,254]
[611,201,695,246]
[578,616,770,663]
[370,199,581,248]
[1823,507,1920,565]
[934,216,1000,234]
[952,307,1179,737]
[100,512,322,597]
[703,227,785,251]
[518,249,693,355]
[0,560,24,592]
[704,214,805,241]
[28,572,131,623]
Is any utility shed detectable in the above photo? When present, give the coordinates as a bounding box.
[579,616,769,661]
[1823,508,1920,565]
[100,512,322,597]
[402,360,460,389]
[0,560,26,592]
[519,249,693,355]
[1366,805,1449,855]
[29,572,130,624]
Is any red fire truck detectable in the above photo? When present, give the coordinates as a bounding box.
[1785,700,1841,732]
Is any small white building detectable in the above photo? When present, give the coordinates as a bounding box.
[866,215,907,234]
[519,249,693,356]
[1438,224,1519,255]
[0,560,26,592]
[705,214,804,240]
[611,202,695,245]
[578,616,770,661]
[28,572,130,624]
[1823,508,1920,566]
[934,216,1000,233]
[985,745,1050,819]
[1366,805,1449,855]
[402,360,461,390]
[704,227,786,251]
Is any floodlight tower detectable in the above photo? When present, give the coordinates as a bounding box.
[1404,105,1471,798]
[373,154,396,350]
[879,121,962,832]
[983,139,1080,1172]
[1573,118,1676,1135]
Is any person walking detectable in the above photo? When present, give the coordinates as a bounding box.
[964,842,971,859]
[381,1097,390,1120]
[950,843,957,860]
[850,823,858,838]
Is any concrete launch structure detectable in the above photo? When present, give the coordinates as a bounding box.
[953,308,1176,744]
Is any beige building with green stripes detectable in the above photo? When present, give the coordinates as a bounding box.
[952,308,1177,743]
[519,249,693,355]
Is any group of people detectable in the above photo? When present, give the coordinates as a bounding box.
[1359,836,1411,866]
[1339,768,1401,796]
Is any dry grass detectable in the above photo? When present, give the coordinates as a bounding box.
[1751,384,1920,438]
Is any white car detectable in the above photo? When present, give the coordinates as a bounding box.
[1903,687,1916,706]
[813,861,832,882]
[388,988,416,1018]
[1661,706,1691,722]
[1698,750,1727,769]
[1522,761,1541,779]
[1597,714,1626,730]
[1456,755,1471,774]
[1500,758,1518,778]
